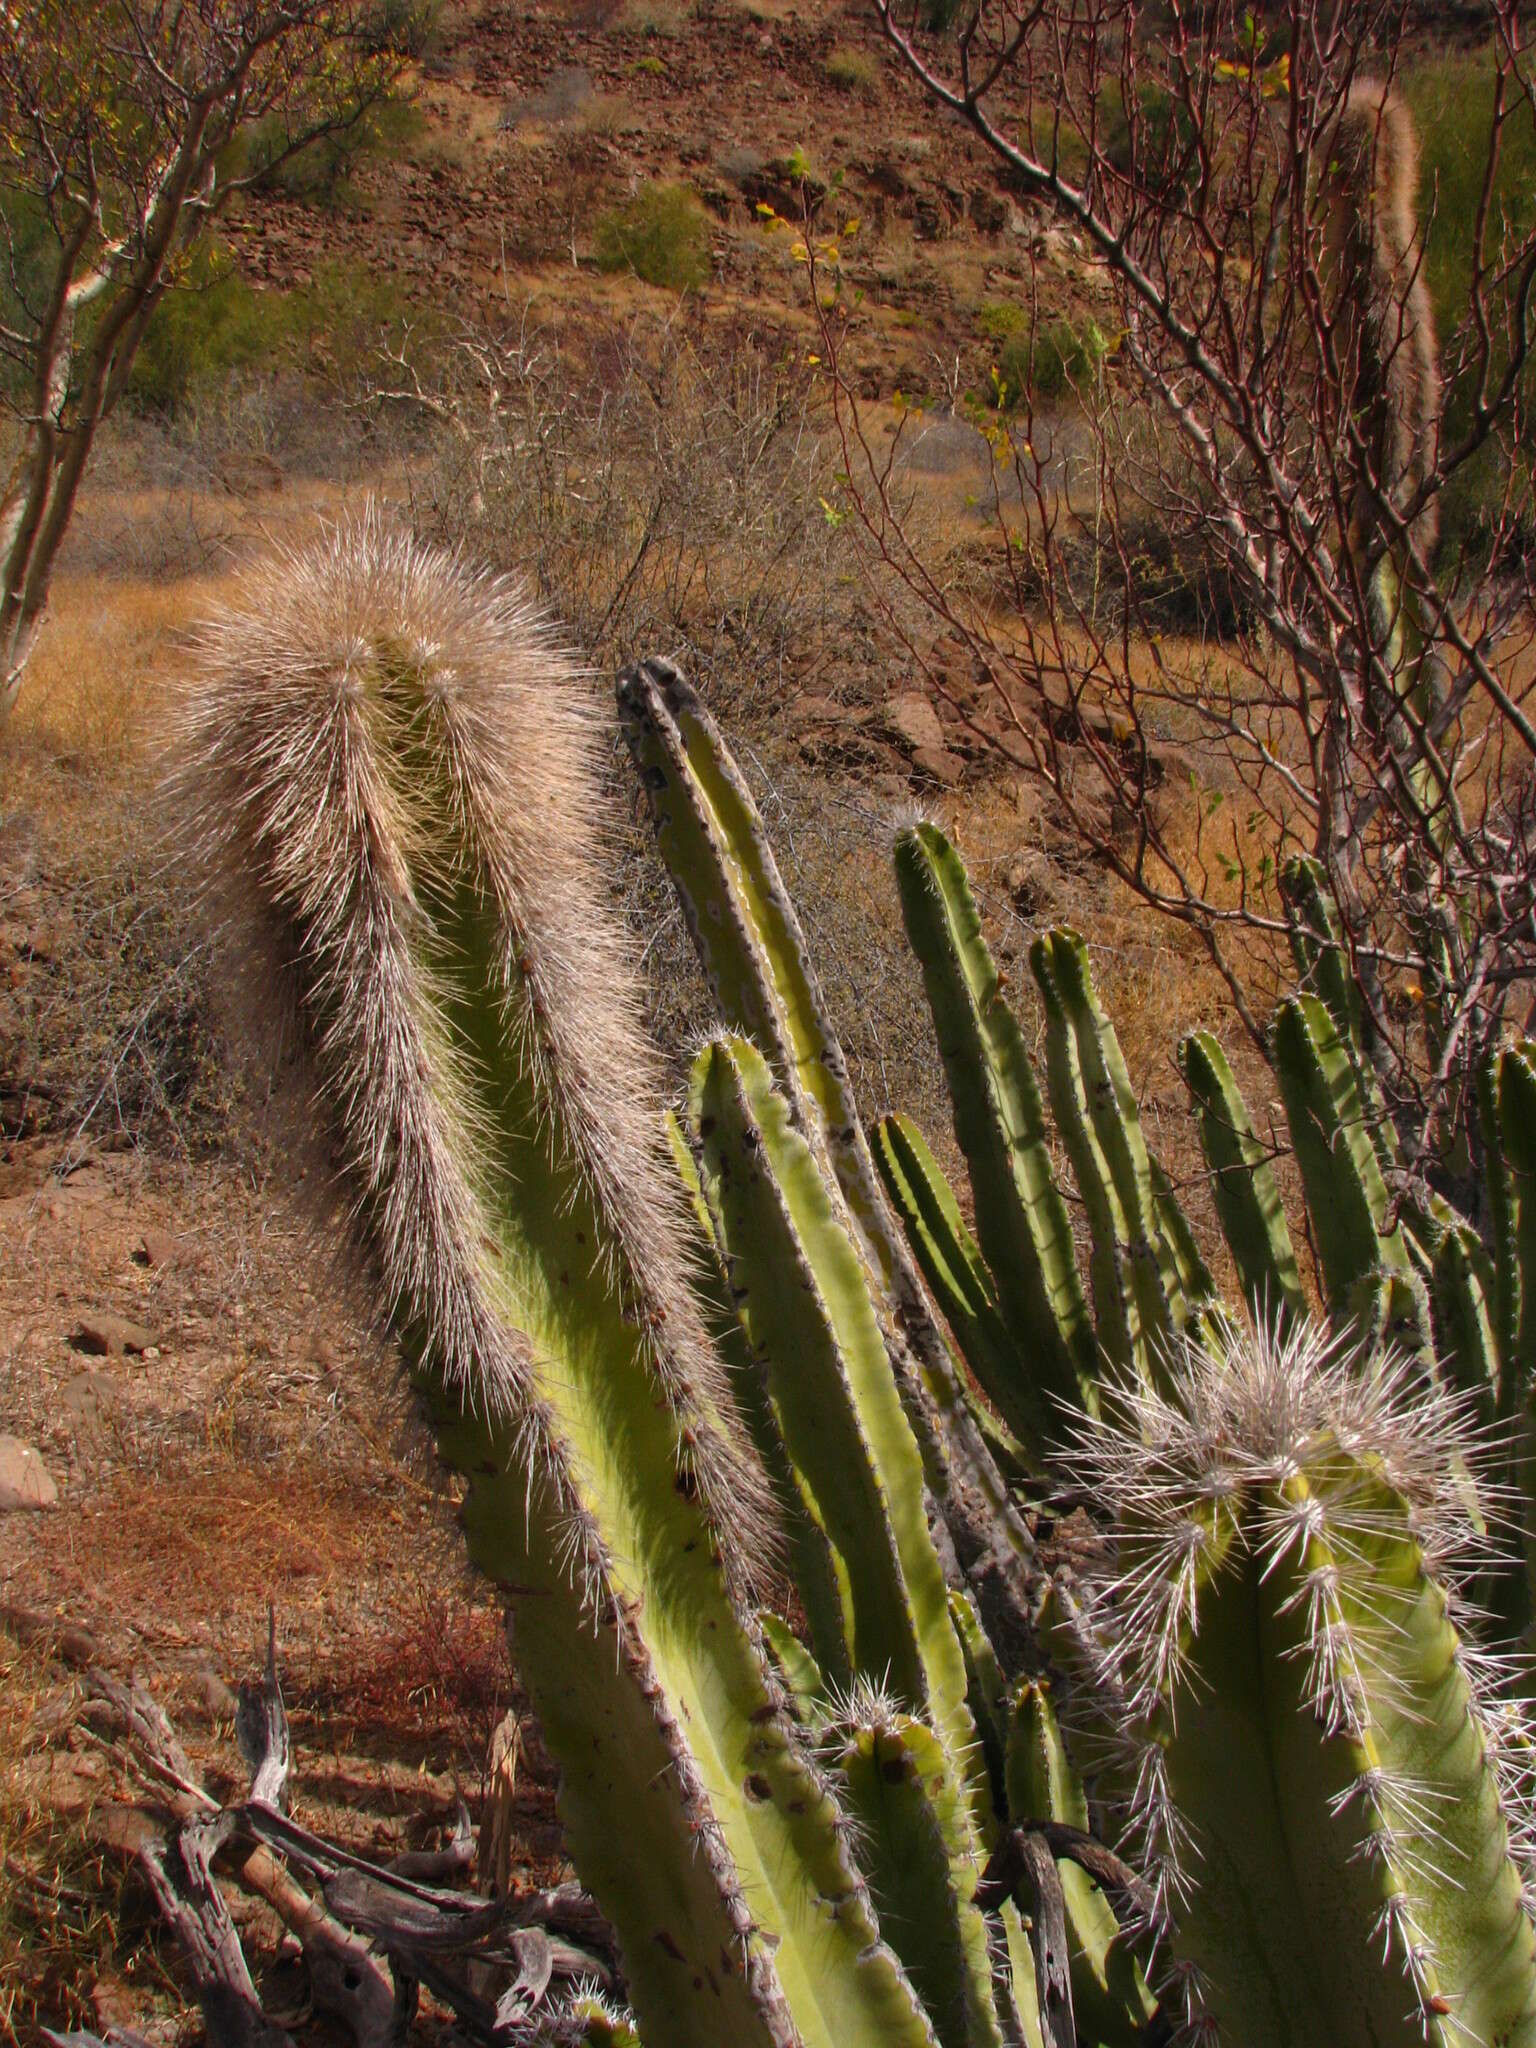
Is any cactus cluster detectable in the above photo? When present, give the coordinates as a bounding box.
[186,518,1536,2047]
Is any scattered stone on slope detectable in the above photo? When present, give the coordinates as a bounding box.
[885,691,947,755]
[71,1311,158,1357]
[0,1436,58,1510]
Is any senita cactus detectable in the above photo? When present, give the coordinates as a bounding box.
[176,513,949,2048]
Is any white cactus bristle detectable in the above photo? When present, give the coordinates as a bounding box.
[172,503,776,1595]
[1065,1312,1535,1992]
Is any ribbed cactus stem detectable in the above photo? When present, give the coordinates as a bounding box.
[1072,1316,1536,2048]
[1178,1029,1307,1331]
[874,1110,1051,1462]
[623,659,1038,1673]
[690,1036,972,1765]
[826,1688,1007,2048]
[1271,993,1432,1359]
[1004,1681,1154,2047]
[178,513,937,2048]
[893,825,1097,1414]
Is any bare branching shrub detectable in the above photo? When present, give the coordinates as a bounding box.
[817,0,1536,1193]
[388,308,871,712]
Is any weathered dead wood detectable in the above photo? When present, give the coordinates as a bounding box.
[79,1647,617,2043]
[234,1611,289,1809]
[388,1799,475,1883]
[82,1672,396,2048]
[137,1812,291,2048]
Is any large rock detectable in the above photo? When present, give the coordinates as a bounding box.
[0,1436,57,1510]
[885,691,947,755]
[71,1311,157,1357]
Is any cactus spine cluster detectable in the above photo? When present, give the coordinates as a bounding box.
[189,519,1536,2048]
[1073,1319,1536,2047]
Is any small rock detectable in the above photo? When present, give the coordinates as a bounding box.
[0,1436,58,1510]
[71,1312,157,1357]
[133,1230,178,1270]
[910,744,964,788]
[188,1659,237,1721]
[886,691,947,755]
[90,1979,139,2033]
[61,1370,119,1423]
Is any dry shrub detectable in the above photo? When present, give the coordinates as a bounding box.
[402,307,872,714]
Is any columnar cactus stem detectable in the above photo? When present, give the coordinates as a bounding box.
[874,1110,1050,1462]
[1271,993,1432,1359]
[690,1036,972,1765]
[1071,1317,1536,2048]
[621,658,1038,1671]
[1178,1030,1307,1331]
[893,824,1096,1415]
[178,514,939,2048]
[1004,1681,1154,2046]
[826,1691,1007,2048]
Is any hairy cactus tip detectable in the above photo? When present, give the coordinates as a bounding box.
[1067,1313,1536,2046]
[172,502,776,1586]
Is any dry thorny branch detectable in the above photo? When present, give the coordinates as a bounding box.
[814,0,1536,1199]
[41,1613,618,2048]
[0,0,419,719]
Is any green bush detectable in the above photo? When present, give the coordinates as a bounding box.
[824,46,877,92]
[975,299,1027,344]
[594,182,711,291]
[125,246,443,412]
[989,313,1112,408]
[125,241,287,410]
[240,96,427,213]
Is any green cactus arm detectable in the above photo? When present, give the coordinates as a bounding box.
[1032,929,1183,1379]
[1281,855,1367,1063]
[665,1109,854,1689]
[622,659,1040,1677]
[690,1036,973,1767]
[183,533,942,2048]
[1500,1043,1536,1411]
[1478,1052,1521,1380]
[874,1111,1052,1459]
[1146,1154,1226,1355]
[1495,1044,1536,1626]
[949,1588,1009,1825]
[430,911,938,2048]
[832,1709,1009,2048]
[1281,854,1402,1177]
[760,1613,830,1722]
[1026,929,1142,1384]
[1146,1154,1216,1307]
[1271,994,1431,1354]
[1074,1324,1536,2048]
[1167,1466,1536,2047]
[1003,1683,1155,2047]
[894,825,1097,1414]
[1178,1029,1308,1328]
[1431,1223,1500,1422]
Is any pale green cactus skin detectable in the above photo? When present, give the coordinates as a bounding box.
[1178,1029,1307,1331]
[893,825,1097,1417]
[1004,1681,1154,2047]
[183,523,953,2048]
[191,515,1536,2048]
[1071,1321,1536,2048]
[620,657,1038,1672]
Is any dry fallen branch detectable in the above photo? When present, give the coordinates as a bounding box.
[73,1622,617,2046]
